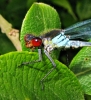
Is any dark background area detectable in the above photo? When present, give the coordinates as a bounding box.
[0,0,91,99]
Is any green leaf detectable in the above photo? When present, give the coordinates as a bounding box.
[69,47,91,95]
[0,51,84,100]
[76,0,91,20]
[20,2,61,51]
[51,0,77,20]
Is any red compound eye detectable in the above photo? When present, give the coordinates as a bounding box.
[31,38,42,47]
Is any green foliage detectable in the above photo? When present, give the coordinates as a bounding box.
[0,0,91,100]
[0,0,27,28]
[76,0,91,20]
[0,2,85,100]
[0,51,84,100]
[51,0,77,20]
[69,46,91,95]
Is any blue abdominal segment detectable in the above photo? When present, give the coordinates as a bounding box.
[52,32,69,47]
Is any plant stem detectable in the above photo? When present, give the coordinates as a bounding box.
[0,14,22,51]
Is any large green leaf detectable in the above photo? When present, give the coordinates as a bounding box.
[0,51,84,100]
[20,3,61,51]
[69,47,91,95]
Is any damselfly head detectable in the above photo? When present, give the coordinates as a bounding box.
[24,34,42,48]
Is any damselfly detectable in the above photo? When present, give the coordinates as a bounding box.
[20,19,91,88]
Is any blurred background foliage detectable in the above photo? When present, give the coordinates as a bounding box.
[0,0,91,99]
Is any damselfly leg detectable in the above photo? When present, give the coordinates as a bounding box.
[18,49,56,89]
[40,49,56,89]
[18,48,42,67]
